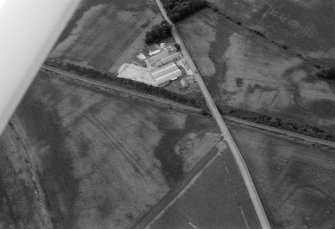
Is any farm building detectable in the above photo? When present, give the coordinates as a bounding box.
[117,62,182,86]
[149,49,161,56]
[147,50,182,68]
[161,53,182,65]
[118,43,183,86]
[151,62,182,85]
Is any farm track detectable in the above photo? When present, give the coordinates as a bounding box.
[84,113,164,185]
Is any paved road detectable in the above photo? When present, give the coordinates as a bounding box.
[154,1,271,228]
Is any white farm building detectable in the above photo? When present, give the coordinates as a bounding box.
[151,62,182,85]
[146,50,182,68]
[117,62,182,87]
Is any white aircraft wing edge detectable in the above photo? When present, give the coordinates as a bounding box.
[0,0,80,134]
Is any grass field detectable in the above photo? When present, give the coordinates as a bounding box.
[0,70,221,228]
[177,6,335,134]
[50,0,161,72]
[148,146,261,229]
[229,122,335,228]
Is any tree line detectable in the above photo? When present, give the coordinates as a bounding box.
[145,20,172,45]
[45,60,206,109]
[145,0,208,45]
[218,105,335,142]
[162,0,208,22]
[44,60,335,142]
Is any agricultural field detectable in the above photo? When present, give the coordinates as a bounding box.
[0,124,49,229]
[0,70,222,228]
[207,0,335,59]
[177,2,335,135]
[49,0,161,72]
[148,144,261,229]
[229,122,335,228]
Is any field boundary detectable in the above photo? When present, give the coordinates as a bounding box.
[41,65,204,115]
[132,146,220,229]
[225,116,335,150]
[42,65,335,150]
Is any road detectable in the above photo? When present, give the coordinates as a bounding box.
[154,1,271,228]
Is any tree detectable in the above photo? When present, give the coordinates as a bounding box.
[162,0,208,22]
[174,43,181,51]
[145,21,172,45]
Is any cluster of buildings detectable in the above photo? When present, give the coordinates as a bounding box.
[117,43,185,87]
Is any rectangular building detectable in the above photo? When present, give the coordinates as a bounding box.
[151,62,182,86]
[147,50,182,68]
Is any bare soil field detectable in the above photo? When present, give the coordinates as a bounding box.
[49,0,161,72]
[0,70,221,228]
[177,7,335,134]
[148,144,261,229]
[229,122,335,228]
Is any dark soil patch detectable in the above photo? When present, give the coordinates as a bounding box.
[154,113,218,187]
[205,11,233,96]
[246,84,276,94]
[235,78,244,87]
[154,128,184,187]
